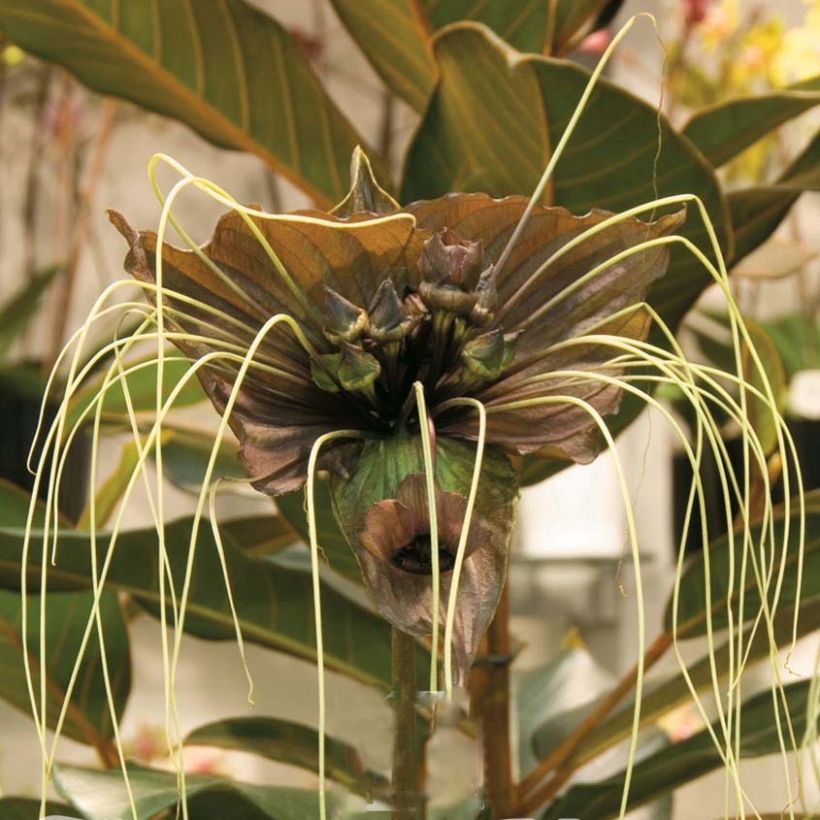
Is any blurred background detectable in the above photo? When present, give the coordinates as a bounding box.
[0,1,818,817]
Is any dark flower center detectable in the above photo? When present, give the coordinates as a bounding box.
[315,230,514,432]
[391,534,456,575]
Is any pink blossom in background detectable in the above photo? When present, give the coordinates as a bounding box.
[685,0,715,26]
[578,28,612,55]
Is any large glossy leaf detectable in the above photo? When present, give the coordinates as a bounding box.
[328,0,435,111]
[153,425,245,493]
[331,0,616,114]
[728,131,820,267]
[0,517,412,689]
[422,0,552,54]
[690,315,789,453]
[666,490,820,637]
[0,797,78,819]
[185,716,388,799]
[0,266,60,358]
[55,764,346,820]
[542,679,818,819]
[66,357,207,430]
[0,0,379,206]
[0,588,131,747]
[0,478,47,527]
[77,439,141,530]
[683,75,820,168]
[0,481,131,746]
[220,515,297,558]
[401,23,728,329]
[761,313,820,380]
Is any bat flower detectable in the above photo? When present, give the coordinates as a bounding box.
[111,148,683,679]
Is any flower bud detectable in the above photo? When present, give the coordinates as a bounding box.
[322,286,367,343]
[419,229,484,286]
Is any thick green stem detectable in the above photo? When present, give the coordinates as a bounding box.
[391,627,425,818]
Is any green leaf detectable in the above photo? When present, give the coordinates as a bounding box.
[0,517,411,690]
[0,478,130,746]
[154,425,245,493]
[0,477,46,528]
[0,797,78,819]
[55,763,346,820]
[682,76,820,168]
[742,319,788,455]
[220,515,297,558]
[664,491,820,637]
[331,0,616,113]
[689,313,790,452]
[0,266,61,358]
[77,439,142,530]
[328,0,435,110]
[729,131,820,267]
[65,356,207,430]
[0,587,131,746]
[400,23,728,329]
[185,716,389,799]
[556,597,820,769]
[760,313,820,379]
[423,0,552,54]
[0,0,381,206]
[276,478,364,583]
[542,680,818,819]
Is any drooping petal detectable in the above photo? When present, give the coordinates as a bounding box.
[409,194,683,463]
[330,435,518,679]
[203,373,364,495]
[440,307,653,463]
[353,540,503,685]
[360,499,417,561]
[110,212,369,494]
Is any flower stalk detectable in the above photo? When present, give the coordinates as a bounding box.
[391,627,426,819]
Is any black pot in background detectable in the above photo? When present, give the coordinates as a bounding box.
[0,384,89,523]
[672,416,819,555]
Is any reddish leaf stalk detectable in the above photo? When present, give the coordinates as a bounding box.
[515,630,674,815]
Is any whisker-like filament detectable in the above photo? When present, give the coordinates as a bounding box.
[433,397,487,697]
[306,429,368,820]
[495,341,800,816]
[413,381,441,693]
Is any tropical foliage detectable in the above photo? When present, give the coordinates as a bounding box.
[0,0,817,818]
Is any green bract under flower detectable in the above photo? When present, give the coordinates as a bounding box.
[111,148,684,674]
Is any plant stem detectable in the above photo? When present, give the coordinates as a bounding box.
[391,627,424,819]
[515,630,674,815]
[469,583,514,818]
